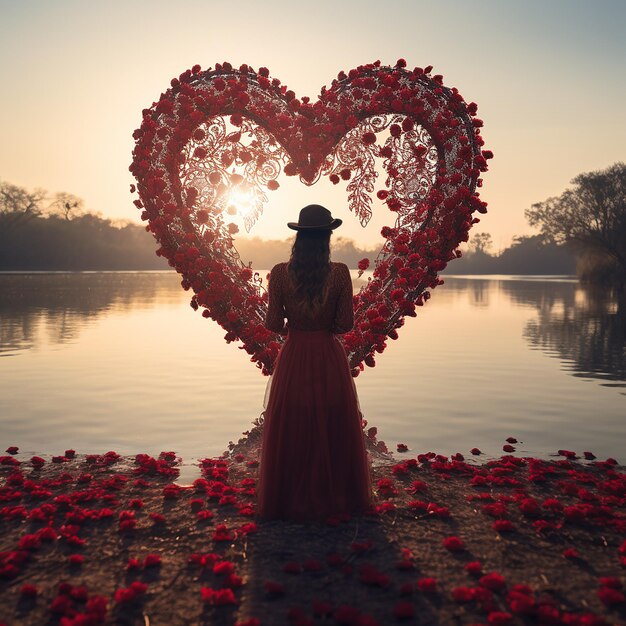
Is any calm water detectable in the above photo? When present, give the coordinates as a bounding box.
[0,272,624,481]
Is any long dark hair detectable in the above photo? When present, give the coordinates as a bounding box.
[287,229,332,312]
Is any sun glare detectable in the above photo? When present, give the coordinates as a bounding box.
[226,186,256,219]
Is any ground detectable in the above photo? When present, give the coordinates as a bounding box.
[0,427,624,626]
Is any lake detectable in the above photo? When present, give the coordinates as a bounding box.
[0,272,624,483]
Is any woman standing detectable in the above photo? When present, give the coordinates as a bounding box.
[256,204,373,522]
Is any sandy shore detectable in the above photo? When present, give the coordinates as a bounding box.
[0,428,624,625]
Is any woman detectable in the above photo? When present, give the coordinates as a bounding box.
[256,204,373,522]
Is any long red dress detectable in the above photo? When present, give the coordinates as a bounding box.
[256,261,373,522]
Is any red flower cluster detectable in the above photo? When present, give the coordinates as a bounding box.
[1,444,622,625]
[134,452,180,478]
[442,536,466,552]
[129,60,490,377]
[114,581,148,603]
[201,586,238,605]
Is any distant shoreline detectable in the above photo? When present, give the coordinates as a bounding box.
[0,270,580,282]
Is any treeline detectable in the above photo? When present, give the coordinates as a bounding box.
[0,180,166,271]
[0,204,575,274]
[0,179,384,270]
[0,212,379,271]
[236,236,380,269]
[0,213,169,271]
[442,235,576,276]
[0,208,577,274]
[3,160,623,280]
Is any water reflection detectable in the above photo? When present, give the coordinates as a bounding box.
[0,271,364,357]
[500,281,626,387]
[1,273,624,463]
[1,273,624,390]
[0,272,184,356]
[467,278,490,308]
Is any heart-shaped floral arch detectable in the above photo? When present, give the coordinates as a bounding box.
[130,60,491,376]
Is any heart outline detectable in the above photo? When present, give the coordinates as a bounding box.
[130,60,491,375]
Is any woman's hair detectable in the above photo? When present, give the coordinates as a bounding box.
[287,229,332,313]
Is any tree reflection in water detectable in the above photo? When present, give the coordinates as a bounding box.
[2,273,624,391]
[0,272,181,356]
[502,281,625,387]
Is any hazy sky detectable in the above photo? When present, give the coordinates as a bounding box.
[1,0,624,251]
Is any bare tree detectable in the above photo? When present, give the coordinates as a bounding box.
[48,192,84,221]
[0,181,47,230]
[526,162,626,282]
[469,232,493,254]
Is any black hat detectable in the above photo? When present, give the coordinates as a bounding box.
[287,204,342,231]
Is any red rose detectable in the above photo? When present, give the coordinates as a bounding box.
[20,584,38,597]
[487,611,513,625]
[126,558,141,570]
[213,560,235,575]
[597,586,625,606]
[442,536,465,552]
[417,577,437,592]
[401,117,414,132]
[493,520,514,532]
[283,162,297,176]
[144,554,161,567]
[451,586,474,603]
[479,572,506,591]
[465,561,482,575]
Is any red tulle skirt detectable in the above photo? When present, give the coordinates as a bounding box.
[257,328,373,522]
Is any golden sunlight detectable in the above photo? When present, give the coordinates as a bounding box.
[225,185,256,218]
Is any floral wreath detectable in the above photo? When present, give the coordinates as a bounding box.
[130,59,491,376]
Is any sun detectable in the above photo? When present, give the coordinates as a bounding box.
[226,185,256,219]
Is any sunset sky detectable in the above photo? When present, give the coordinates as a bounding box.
[1,0,624,251]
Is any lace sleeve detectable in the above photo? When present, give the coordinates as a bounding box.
[332,264,354,334]
[265,264,286,333]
